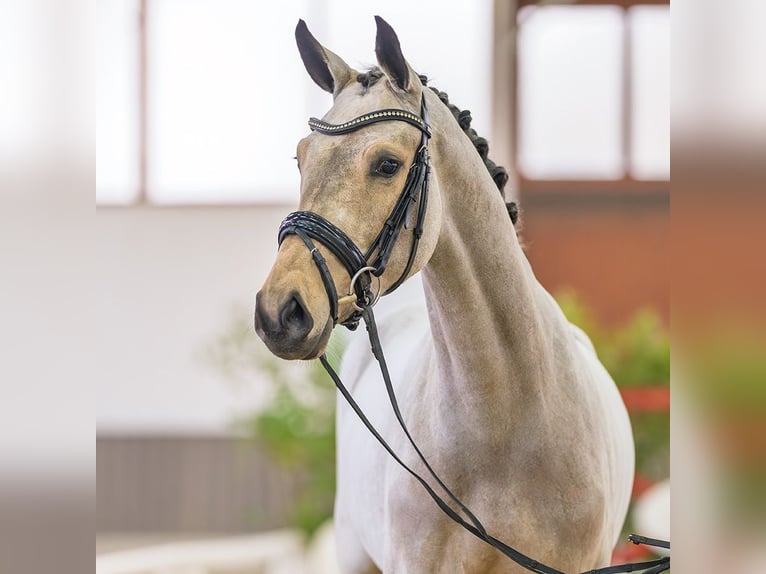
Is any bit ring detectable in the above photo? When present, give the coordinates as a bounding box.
[348,266,381,311]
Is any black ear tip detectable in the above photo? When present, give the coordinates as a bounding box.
[295,19,317,49]
[374,15,394,34]
[374,16,400,49]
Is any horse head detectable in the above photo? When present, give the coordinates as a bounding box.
[255,17,442,360]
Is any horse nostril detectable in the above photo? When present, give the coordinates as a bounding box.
[279,293,313,336]
[254,291,276,337]
[282,297,303,327]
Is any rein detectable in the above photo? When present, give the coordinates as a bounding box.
[277,94,669,574]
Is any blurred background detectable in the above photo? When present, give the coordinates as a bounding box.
[96,0,670,572]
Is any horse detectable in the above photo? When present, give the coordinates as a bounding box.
[254,17,634,574]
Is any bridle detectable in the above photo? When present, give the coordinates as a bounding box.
[274,92,670,574]
[278,94,431,330]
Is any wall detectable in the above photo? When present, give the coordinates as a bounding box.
[521,190,669,326]
[96,205,292,433]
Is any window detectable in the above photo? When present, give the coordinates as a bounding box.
[515,1,669,186]
[97,0,140,204]
[147,0,308,204]
[96,0,494,205]
[97,0,311,205]
[630,5,670,180]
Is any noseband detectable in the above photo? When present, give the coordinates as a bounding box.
[278,94,431,330]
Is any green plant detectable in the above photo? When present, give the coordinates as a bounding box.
[556,290,670,388]
[207,309,342,536]
[681,328,766,526]
[236,351,339,536]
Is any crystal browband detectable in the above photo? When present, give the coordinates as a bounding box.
[308,108,431,137]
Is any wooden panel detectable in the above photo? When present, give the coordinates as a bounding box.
[97,436,318,533]
[518,0,669,7]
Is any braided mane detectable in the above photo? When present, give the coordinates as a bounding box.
[356,69,519,225]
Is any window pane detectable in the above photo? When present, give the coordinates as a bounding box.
[630,6,669,180]
[97,0,140,204]
[327,0,494,139]
[517,6,624,180]
[148,0,308,204]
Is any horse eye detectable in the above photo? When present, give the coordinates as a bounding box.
[376,159,400,176]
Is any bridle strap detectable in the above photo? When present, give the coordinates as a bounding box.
[279,211,372,328]
[362,97,431,295]
[385,150,430,294]
[363,145,427,279]
[319,305,670,574]
[279,211,367,280]
[292,229,340,325]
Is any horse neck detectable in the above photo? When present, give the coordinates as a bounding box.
[421,94,563,421]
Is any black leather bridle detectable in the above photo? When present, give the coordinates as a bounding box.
[278,95,431,330]
[275,93,669,574]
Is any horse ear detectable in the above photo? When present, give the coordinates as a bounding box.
[295,19,353,97]
[374,16,411,92]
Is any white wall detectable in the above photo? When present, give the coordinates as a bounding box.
[95,205,292,434]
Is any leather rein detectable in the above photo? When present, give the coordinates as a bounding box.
[276,94,669,574]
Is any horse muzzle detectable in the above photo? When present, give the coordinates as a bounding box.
[254,290,326,360]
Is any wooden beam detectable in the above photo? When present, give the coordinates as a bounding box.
[518,0,669,7]
[138,0,148,203]
[519,177,668,195]
[492,0,519,200]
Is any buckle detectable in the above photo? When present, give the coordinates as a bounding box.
[337,266,381,312]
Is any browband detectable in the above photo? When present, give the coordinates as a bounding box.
[309,108,431,137]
